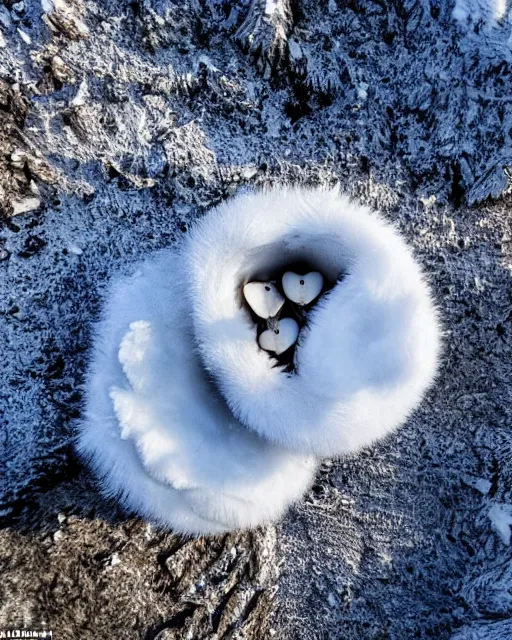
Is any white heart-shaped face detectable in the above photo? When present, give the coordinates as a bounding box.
[243,281,284,319]
[258,318,299,355]
[282,271,324,306]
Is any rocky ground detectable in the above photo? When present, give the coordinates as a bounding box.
[1,0,512,638]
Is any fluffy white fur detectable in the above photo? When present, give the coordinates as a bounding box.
[77,186,440,535]
[185,187,441,458]
[76,251,317,536]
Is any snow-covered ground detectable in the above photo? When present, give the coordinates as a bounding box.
[1,0,511,638]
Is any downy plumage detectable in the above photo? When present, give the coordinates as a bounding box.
[77,186,441,534]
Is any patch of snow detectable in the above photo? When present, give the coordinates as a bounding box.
[265,0,279,16]
[12,197,41,215]
[17,28,31,44]
[488,503,512,545]
[462,475,492,495]
[0,6,11,28]
[70,78,88,107]
[357,82,369,102]
[453,0,510,24]
[327,591,338,607]
[242,166,258,180]
[67,244,83,256]
[288,38,303,61]
[474,479,492,495]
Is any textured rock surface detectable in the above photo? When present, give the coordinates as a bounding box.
[1,0,512,638]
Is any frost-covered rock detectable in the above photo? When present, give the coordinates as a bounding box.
[1,0,512,636]
[452,0,511,27]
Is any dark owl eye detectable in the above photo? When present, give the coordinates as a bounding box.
[300,279,304,285]
[274,329,280,334]
[265,286,271,291]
